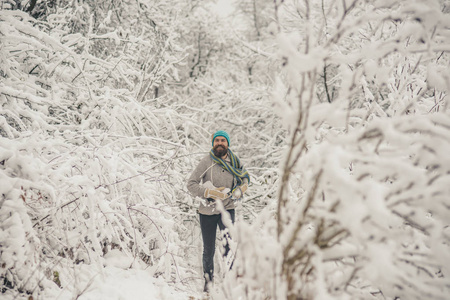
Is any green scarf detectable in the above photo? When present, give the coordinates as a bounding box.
[210,149,250,192]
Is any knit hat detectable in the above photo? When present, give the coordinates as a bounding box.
[212,130,230,147]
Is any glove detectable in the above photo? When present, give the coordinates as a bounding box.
[240,183,248,194]
[232,183,248,200]
[204,187,228,201]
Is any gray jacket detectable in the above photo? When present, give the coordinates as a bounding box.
[187,153,249,215]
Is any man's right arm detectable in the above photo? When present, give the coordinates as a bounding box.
[187,157,208,198]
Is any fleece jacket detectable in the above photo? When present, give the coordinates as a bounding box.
[187,152,249,215]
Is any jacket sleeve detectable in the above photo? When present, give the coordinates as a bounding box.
[240,163,250,185]
[187,156,208,198]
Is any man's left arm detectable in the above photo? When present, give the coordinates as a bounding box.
[240,178,249,194]
[234,164,249,198]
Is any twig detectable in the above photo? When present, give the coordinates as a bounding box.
[127,207,166,242]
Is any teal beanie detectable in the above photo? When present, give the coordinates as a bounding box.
[212,130,230,146]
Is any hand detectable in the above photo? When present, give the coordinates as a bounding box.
[204,187,228,201]
[232,183,248,199]
[240,183,248,194]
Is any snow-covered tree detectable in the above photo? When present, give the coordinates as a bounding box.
[0,0,282,297]
[0,1,194,297]
[221,0,450,299]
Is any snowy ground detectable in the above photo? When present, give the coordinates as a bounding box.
[4,251,205,300]
[64,266,198,300]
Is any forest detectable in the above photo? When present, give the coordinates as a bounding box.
[1,0,449,299]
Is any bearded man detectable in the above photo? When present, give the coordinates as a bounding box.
[187,130,250,292]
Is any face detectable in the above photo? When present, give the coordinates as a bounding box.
[213,136,228,157]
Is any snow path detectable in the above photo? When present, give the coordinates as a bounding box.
[73,266,197,300]
[48,264,202,300]
[4,264,203,300]
[50,248,203,300]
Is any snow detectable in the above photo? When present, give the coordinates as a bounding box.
[7,264,198,300]
[1,0,450,299]
[211,0,234,18]
[74,268,191,300]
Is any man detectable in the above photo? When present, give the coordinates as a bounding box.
[187,130,250,292]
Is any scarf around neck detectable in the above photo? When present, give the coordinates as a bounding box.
[209,148,250,191]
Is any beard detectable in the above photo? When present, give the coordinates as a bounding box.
[213,145,227,158]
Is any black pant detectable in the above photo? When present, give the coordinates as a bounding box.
[199,209,235,283]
